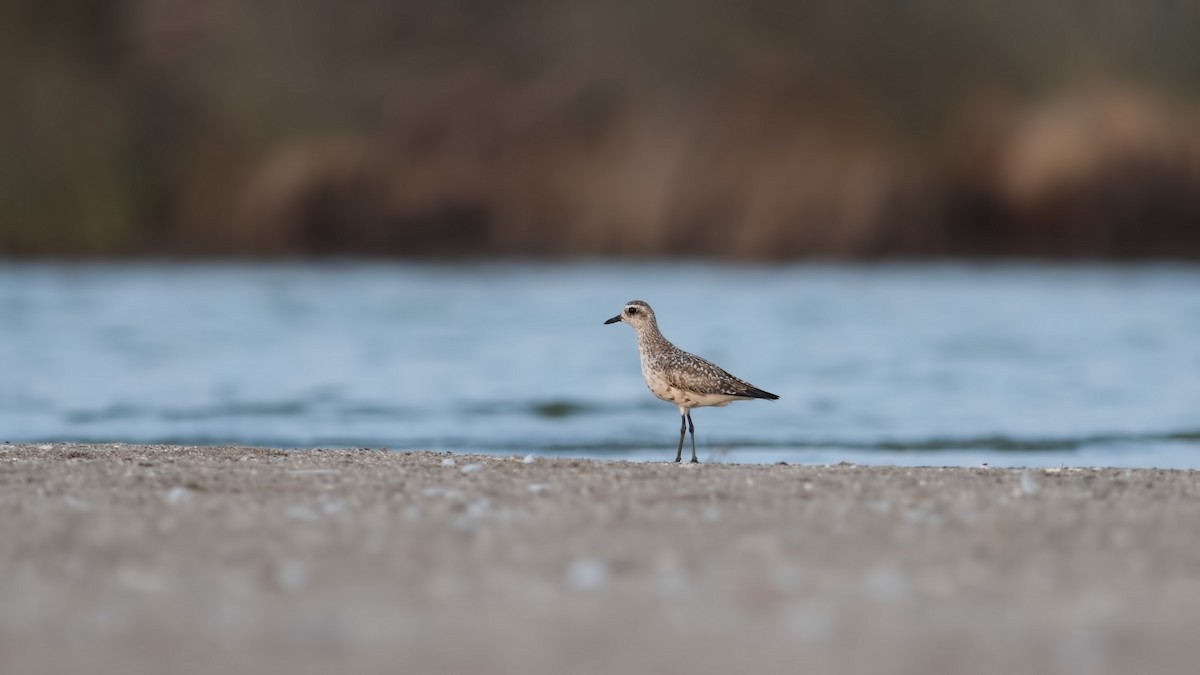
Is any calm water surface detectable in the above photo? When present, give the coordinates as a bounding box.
[3,262,1199,467]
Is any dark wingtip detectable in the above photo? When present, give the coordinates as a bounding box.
[745,387,780,401]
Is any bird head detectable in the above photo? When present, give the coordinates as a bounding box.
[604,300,656,329]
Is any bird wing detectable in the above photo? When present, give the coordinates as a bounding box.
[663,352,771,398]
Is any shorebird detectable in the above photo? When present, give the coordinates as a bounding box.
[604,300,779,463]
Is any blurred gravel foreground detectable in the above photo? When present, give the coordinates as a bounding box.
[2,444,1199,675]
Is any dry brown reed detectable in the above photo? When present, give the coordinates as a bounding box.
[4,0,1200,258]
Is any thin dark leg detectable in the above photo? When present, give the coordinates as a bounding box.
[687,411,698,463]
[675,414,686,463]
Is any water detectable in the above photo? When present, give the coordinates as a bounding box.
[2,262,1199,467]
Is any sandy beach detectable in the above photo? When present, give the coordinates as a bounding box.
[2,443,1198,674]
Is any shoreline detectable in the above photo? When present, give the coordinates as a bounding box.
[2,443,1198,674]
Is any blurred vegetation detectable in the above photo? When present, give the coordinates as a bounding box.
[3,0,1200,258]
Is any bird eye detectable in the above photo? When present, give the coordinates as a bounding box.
[627,307,638,316]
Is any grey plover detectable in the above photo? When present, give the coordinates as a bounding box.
[604,300,779,463]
